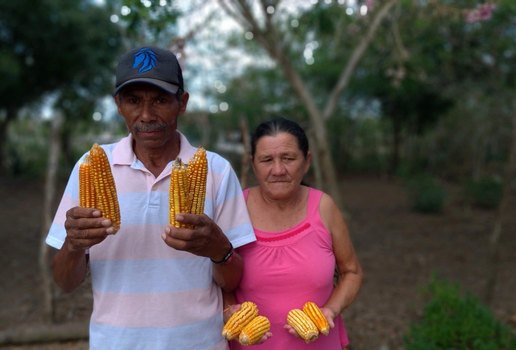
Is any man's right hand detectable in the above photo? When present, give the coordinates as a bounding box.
[64,206,117,252]
[52,206,116,293]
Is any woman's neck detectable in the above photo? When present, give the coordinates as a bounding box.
[249,186,309,232]
[258,186,306,211]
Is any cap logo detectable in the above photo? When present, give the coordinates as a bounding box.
[132,48,157,73]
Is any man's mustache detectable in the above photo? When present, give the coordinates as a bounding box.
[134,123,167,132]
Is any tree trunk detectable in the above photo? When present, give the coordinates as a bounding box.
[40,112,64,322]
[484,105,516,305]
[390,117,402,175]
[0,107,17,175]
[239,116,251,188]
[277,55,343,207]
[307,129,323,189]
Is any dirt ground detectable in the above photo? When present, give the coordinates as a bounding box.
[0,175,515,349]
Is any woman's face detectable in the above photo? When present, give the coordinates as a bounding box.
[252,132,311,200]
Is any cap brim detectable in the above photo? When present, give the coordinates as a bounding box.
[114,78,180,96]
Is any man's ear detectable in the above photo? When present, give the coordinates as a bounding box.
[114,94,122,113]
[179,92,190,113]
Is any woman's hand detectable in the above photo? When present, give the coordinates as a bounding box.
[284,324,318,343]
[223,304,272,345]
[223,303,241,323]
[320,306,337,330]
[284,306,335,343]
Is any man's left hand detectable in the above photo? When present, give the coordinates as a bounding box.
[162,213,230,261]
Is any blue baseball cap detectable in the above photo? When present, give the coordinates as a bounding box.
[114,46,184,95]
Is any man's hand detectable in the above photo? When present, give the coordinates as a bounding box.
[161,213,230,261]
[64,206,116,252]
[52,206,115,293]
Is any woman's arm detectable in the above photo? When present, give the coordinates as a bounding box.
[319,193,363,322]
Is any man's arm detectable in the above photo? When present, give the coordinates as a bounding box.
[51,207,114,293]
[51,241,89,293]
[211,244,243,293]
[162,214,244,293]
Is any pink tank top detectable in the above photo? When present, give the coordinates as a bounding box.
[231,188,349,350]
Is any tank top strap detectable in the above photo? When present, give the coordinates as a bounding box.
[306,187,323,218]
[243,188,250,202]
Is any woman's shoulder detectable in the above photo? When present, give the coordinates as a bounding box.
[307,187,335,206]
[312,188,342,226]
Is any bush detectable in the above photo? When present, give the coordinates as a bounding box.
[406,175,446,213]
[404,278,516,350]
[463,176,502,209]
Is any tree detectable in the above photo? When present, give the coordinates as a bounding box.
[0,0,122,174]
[216,0,398,207]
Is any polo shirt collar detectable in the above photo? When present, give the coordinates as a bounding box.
[112,131,198,167]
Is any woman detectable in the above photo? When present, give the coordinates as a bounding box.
[226,117,363,349]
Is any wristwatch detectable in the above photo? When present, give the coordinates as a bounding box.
[210,243,234,264]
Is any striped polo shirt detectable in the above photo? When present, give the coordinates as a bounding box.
[46,132,256,350]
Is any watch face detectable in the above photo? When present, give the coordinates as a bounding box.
[223,251,235,265]
[211,244,234,264]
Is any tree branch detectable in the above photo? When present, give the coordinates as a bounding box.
[217,0,253,30]
[323,0,398,120]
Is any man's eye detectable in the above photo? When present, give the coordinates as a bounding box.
[156,97,171,104]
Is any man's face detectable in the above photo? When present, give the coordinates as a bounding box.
[115,83,189,151]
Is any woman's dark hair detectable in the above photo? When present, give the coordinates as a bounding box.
[250,117,309,158]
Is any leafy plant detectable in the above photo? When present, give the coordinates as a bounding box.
[463,176,502,209]
[406,175,446,213]
[404,278,516,350]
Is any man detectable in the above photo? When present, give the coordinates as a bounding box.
[46,46,256,349]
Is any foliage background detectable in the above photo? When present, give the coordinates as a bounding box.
[1,0,515,349]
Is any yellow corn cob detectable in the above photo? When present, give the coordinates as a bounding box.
[88,143,121,231]
[187,147,208,215]
[170,158,190,228]
[79,155,96,208]
[222,301,259,341]
[169,147,208,227]
[287,309,319,342]
[303,301,330,335]
[238,315,270,346]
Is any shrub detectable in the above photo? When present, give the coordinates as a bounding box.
[404,278,516,350]
[463,176,502,209]
[406,175,446,213]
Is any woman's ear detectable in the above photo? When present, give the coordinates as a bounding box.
[304,151,312,175]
